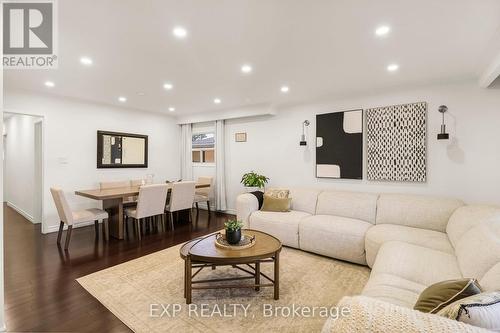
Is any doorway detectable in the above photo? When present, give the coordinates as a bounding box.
[3,112,44,229]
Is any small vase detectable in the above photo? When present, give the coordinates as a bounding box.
[226,228,242,245]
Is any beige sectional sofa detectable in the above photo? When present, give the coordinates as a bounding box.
[236,188,500,331]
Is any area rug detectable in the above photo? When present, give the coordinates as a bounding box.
[77,244,370,333]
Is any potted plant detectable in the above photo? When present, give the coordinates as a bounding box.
[241,171,269,192]
[224,219,244,244]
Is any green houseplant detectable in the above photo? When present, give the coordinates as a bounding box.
[224,219,244,244]
[241,171,269,192]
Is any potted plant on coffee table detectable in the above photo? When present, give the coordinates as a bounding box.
[224,219,244,244]
[241,171,269,192]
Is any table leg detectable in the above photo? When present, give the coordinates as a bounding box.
[186,255,192,304]
[184,259,187,298]
[274,252,280,300]
[255,261,260,291]
[103,198,124,239]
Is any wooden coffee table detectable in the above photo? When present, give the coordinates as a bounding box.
[180,229,282,304]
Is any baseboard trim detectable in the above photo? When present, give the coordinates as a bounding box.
[45,220,100,234]
[6,201,35,223]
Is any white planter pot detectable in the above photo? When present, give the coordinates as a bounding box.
[245,186,263,193]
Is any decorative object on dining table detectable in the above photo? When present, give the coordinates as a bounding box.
[224,219,244,244]
[215,231,256,250]
[241,171,269,192]
[235,132,247,142]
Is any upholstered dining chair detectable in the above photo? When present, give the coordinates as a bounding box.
[124,184,169,240]
[50,188,109,250]
[165,181,196,230]
[193,176,213,214]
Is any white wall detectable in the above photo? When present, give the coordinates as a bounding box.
[224,81,500,211]
[3,114,42,222]
[4,90,181,233]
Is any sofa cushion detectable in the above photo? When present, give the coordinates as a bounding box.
[362,272,427,308]
[316,190,378,223]
[370,241,462,287]
[376,194,464,232]
[454,217,500,283]
[249,210,310,248]
[446,205,500,248]
[289,188,322,214]
[480,262,500,291]
[365,224,454,268]
[298,215,372,265]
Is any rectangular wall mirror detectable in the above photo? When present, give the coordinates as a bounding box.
[97,130,148,168]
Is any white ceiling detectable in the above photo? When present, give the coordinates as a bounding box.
[5,0,500,115]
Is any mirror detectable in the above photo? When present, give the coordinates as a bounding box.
[97,131,148,168]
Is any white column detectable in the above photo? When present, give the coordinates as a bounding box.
[0,2,6,330]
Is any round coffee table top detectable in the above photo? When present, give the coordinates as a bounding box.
[180,229,282,263]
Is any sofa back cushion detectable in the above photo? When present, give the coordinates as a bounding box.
[375,194,463,232]
[289,188,322,214]
[446,205,500,248]
[453,216,500,287]
[316,190,379,223]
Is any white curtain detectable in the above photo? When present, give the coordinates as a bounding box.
[180,124,193,181]
[215,120,227,211]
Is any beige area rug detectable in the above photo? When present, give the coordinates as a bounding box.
[77,244,370,333]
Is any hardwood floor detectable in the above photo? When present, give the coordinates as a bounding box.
[3,203,231,332]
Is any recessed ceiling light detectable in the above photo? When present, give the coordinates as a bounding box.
[118,96,127,102]
[375,25,391,37]
[280,85,290,93]
[213,98,221,104]
[137,92,146,96]
[163,82,174,90]
[387,63,399,72]
[80,57,93,65]
[241,64,253,74]
[168,107,175,112]
[44,81,55,88]
[172,26,188,39]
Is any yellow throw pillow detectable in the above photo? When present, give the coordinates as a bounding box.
[264,188,290,199]
[261,194,291,212]
[414,278,482,314]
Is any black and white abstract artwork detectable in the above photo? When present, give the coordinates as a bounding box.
[366,102,427,182]
[316,110,363,179]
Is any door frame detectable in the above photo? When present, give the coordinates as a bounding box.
[3,110,46,233]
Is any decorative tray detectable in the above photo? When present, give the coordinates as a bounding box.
[215,232,256,250]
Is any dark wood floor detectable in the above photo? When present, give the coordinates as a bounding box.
[3,203,231,332]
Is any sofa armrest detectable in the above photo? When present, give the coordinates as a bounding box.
[321,296,491,333]
[236,193,259,228]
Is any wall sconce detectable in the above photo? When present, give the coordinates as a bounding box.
[437,105,449,140]
[300,120,310,146]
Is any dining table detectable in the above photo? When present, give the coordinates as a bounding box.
[75,183,210,239]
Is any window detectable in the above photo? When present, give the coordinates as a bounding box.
[192,133,215,164]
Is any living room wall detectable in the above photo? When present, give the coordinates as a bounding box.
[224,81,500,212]
[4,90,181,233]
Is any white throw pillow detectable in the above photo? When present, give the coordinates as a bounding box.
[437,291,500,331]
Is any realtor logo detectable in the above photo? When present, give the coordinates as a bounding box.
[3,0,58,69]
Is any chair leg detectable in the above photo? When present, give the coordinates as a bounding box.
[94,220,99,239]
[64,225,73,250]
[57,221,64,244]
[195,202,199,214]
[207,201,211,214]
[136,218,141,240]
[125,216,129,238]
[189,209,193,223]
[170,212,175,231]
[104,219,109,241]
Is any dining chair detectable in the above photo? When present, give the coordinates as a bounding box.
[124,184,169,240]
[165,181,196,230]
[193,176,213,214]
[50,188,109,250]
